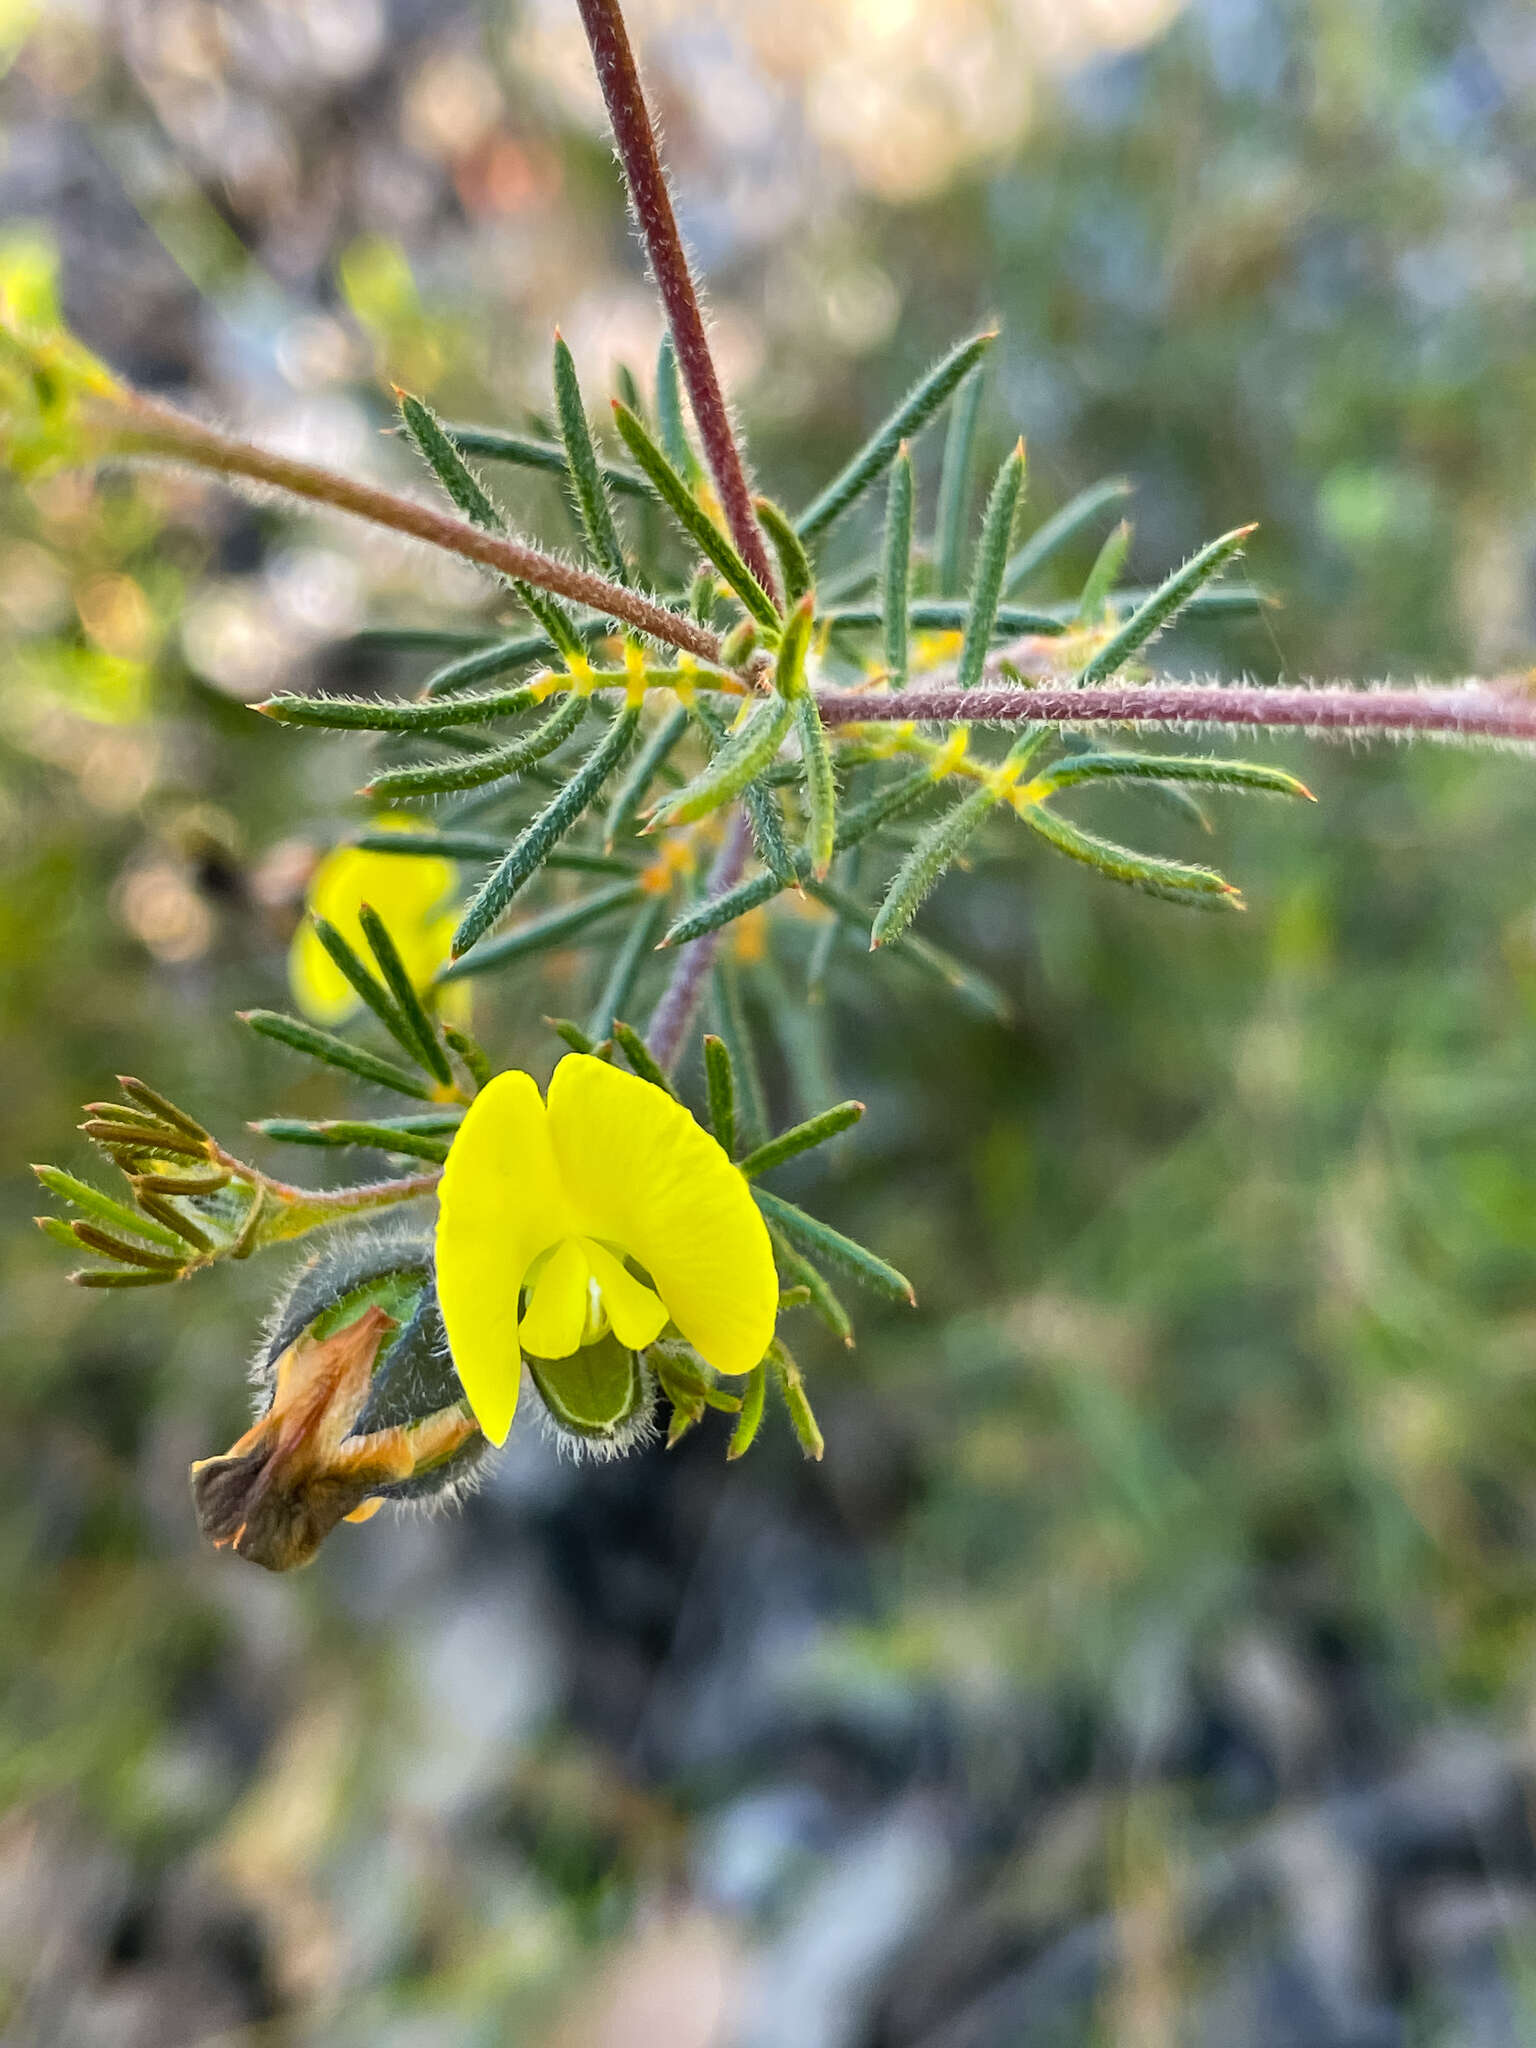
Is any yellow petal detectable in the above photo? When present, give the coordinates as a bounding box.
[434,1070,570,1443]
[582,1238,669,1352]
[519,1237,592,1359]
[290,836,456,1025]
[547,1055,777,1376]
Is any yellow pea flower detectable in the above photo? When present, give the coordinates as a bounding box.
[289,830,463,1028]
[435,1055,778,1444]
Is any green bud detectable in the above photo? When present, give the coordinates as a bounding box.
[526,1331,656,1458]
[191,1232,487,1572]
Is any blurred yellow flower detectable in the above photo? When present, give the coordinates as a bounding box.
[289,830,462,1028]
[435,1054,777,1443]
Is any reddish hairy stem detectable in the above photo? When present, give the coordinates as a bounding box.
[109,392,723,664]
[575,0,779,608]
[814,680,1536,744]
[646,810,754,1073]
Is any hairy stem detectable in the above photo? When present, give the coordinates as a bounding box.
[647,809,753,1073]
[814,678,1536,745]
[575,0,779,607]
[107,391,723,663]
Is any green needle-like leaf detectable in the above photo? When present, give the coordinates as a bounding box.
[957,441,1026,690]
[585,894,667,1043]
[795,694,837,880]
[606,702,691,846]
[825,599,1065,638]
[610,1021,673,1093]
[310,916,423,1060]
[1029,753,1314,804]
[443,1023,494,1091]
[453,707,641,957]
[1079,524,1258,685]
[882,444,913,687]
[258,682,544,731]
[726,1361,768,1460]
[755,497,814,608]
[32,1166,186,1253]
[655,333,700,482]
[424,625,616,699]
[239,1011,438,1099]
[433,422,649,497]
[795,329,997,541]
[692,698,799,888]
[738,1100,864,1178]
[251,1119,454,1162]
[712,961,769,1155]
[553,331,627,582]
[438,881,643,982]
[650,695,794,829]
[70,1222,188,1273]
[769,1341,824,1461]
[1020,803,1243,908]
[365,693,588,798]
[357,905,454,1085]
[935,365,984,595]
[612,400,781,632]
[1077,517,1132,623]
[1005,476,1133,593]
[703,1033,736,1157]
[755,1186,915,1304]
[774,592,814,700]
[870,782,1000,949]
[770,1229,854,1344]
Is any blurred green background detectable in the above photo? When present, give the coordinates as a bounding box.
[5,1,1536,2042]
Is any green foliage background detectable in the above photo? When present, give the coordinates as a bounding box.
[3,1,1536,2039]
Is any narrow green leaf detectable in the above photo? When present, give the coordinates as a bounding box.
[650,695,793,829]
[726,1362,768,1460]
[774,592,814,700]
[614,361,643,415]
[871,782,1000,948]
[438,881,643,983]
[754,1187,915,1305]
[251,1119,453,1162]
[712,961,769,1155]
[32,1166,186,1253]
[1077,516,1132,624]
[311,915,422,1059]
[660,764,935,946]
[72,1266,175,1289]
[239,1011,436,1099]
[365,693,587,798]
[655,334,699,482]
[755,497,814,608]
[453,707,641,957]
[612,400,781,632]
[116,1078,205,1138]
[585,894,667,1043]
[1078,525,1258,684]
[71,1223,186,1272]
[424,625,615,698]
[738,1100,863,1179]
[795,694,837,881]
[80,1120,206,1160]
[1020,803,1243,908]
[547,1016,597,1055]
[1004,476,1133,593]
[795,329,998,541]
[259,681,543,731]
[825,599,1066,638]
[606,702,691,846]
[703,1033,736,1158]
[958,440,1026,690]
[553,331,627,583]
[346,624,497,653]
[355,829,504,860]
[769,1228,854,1345]
[769,1340,824,1460]
[443,1023,495,1091]
[935,366,984,595]
[882,444,913,688]
[357,905,454,1085]
[1030,753,1314,803]
[433,422,649,497]
[133,1193,217,1252]
[692,698,798,888]
[610,1021,673,1093]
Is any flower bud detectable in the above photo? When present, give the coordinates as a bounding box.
[526,1332,656,1460]
[191,1232,487,1572]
